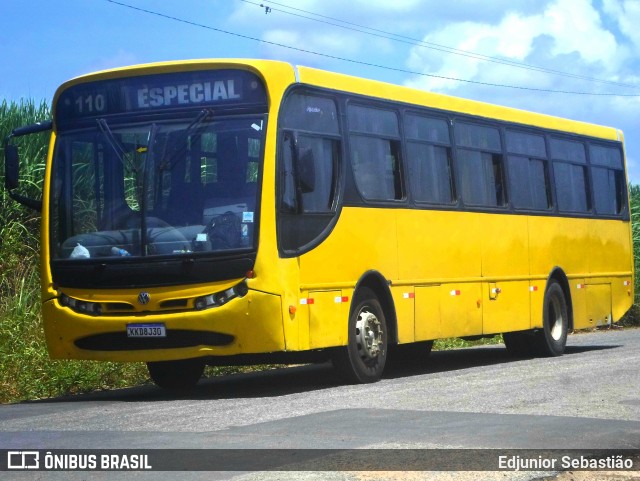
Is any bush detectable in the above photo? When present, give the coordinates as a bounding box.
[0,100,149,403]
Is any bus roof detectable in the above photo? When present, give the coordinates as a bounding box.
[55,59,621,141]
[295,65,621,142]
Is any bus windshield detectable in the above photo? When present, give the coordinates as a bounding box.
[50,115,264,261]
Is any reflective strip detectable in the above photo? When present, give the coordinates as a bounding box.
[450,289,461,296]
[334,296,349,303]
[300,298,315,305]
[403,293,415,299]
[624,280,631,286]
[576,284,585,289]
[529,286,538,292]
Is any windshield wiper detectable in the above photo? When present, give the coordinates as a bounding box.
[96,118,136,172]
[158,109,215,172]
[140,123,159,255]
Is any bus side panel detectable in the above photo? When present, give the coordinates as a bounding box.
[480,214,530,279]
[298,208,399,346]
[612,279,634,322]
[414,285,441,341]
[581,282,612,329]
[588,219,633,323]
[397,209,482,342]
[397,210,482,282]
[479,214,530,334]
[529,280,544,329]
[482,281,530,335]
[569,279,587,330]
[390,286,416,343]
[529,216,591,276]
[588,220,633,274]
[528,216,590,328]
[305,290,348,349]
[440,283,482,338]
[298,208,399,286]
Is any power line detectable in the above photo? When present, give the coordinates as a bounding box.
[244,0,638,90]
[104,0,640,97]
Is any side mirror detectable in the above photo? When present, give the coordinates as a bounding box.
[4,144,19,190]
[4,119,52,211]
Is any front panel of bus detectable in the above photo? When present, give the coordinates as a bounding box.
[42,62,293,361]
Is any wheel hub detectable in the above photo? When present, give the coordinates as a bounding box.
[355,310,383,360]
[549,297,563,341]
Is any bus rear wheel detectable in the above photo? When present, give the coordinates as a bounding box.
[147,359,205,391]
[333,287,388,383]
[532,280,568,357]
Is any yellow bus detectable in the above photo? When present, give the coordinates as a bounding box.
[4,59,634,390]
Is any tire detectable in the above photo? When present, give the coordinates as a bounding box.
[503,331,534,358]
[531,280,569,357]
[147,358,205,391]
[332,287,388,383]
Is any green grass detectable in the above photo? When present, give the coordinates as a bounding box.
[0,100,152,403]
[0,98,639,403]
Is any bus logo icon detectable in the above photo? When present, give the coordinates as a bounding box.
[7,451,39,469]
[138,292,150,305]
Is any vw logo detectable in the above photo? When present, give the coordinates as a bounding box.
[138,292,151,305]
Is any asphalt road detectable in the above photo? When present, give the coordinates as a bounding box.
[1,328,639,480]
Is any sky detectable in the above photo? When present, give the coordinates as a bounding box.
[2,0,639,182]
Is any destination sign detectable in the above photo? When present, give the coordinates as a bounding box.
[137,80,241,108]
[55,69,267,129]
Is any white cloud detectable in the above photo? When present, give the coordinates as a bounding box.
[405,0,622,93]
[603,0,640,49]
[544,0,617,63]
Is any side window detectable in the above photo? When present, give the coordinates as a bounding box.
[405,114,455,204]
[281,133,339,213]
[350,136,402,201]
[348,105,403,201]
[550,138,590,213]
[278,91,341,254]
[554,163,589,212]
[505,130,551,210]
[455,122,506,207]
[590,144,625,216]
[279,93,340,215]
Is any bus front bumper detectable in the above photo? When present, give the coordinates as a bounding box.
[41,289,285,362]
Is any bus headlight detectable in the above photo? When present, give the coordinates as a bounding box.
[194,281,249,310]
[59,293,103,316]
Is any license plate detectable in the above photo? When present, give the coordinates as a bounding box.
[126,323,166,338]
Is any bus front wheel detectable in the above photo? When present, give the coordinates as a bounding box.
[532,280,568,357]
[147,359,205,391]
[333,287,388,383]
